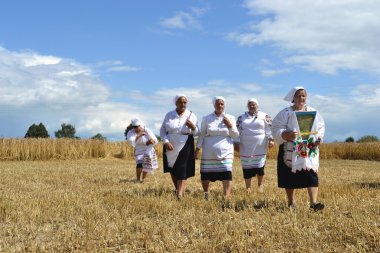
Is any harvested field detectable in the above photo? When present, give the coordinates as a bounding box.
[1,158,379,252]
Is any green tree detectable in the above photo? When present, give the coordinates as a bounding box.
[24,123,50,138]
[345,136,355,143]
[55,123,78,139]
[357,135,379,143]
[91,133,107,141]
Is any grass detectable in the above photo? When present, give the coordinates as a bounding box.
[1,158,379,252]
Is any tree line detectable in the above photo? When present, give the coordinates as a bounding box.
[24,122,378,143]
[344,135,379,143]
[24,123,106,141]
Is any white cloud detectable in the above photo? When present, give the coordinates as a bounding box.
[0,47,131,139]
[0,47,109,107]
[94,60,141,73]
[260,68,290,77]
[228,0,380,74]
[107,65,141,72]
[1,47,379,142]
[351,84,380,106]
[240,83,262,91]
[160,7,207,30]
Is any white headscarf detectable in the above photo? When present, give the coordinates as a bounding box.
[173,94,188,105]
[284,86,305,102]
[131,117,142,127]
[212,96,225,105]
[247,98,259,106]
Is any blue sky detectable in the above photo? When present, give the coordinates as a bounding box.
[1,0,379,142]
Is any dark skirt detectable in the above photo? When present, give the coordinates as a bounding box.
[277,144,318,189]
[163,135,195,180]
[243,167,265,179]
[136,163,143,169]
[201,171,232,182]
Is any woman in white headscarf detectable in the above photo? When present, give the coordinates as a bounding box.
[236,98,274,193]
[160,94,198,198]
[271,87,325,211]
[195,96,239,200]
[126,117,158,183]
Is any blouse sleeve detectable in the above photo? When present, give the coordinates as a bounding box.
[316,111,325,142]
[146,128,158,146]
[228,115,239,139]
[126,130,136,147]
[190,112,199,136]
[235,115,243,143]
[196,116,207,149]
[271,108,289,145]
[160,113,170,144]
[264,114,273,140]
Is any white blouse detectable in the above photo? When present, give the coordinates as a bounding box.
[127,127,158,159]
[271,106,325,144]
[160,109,198,144]
[236,111,272,142]
[272,106,325,172]
[196,112,239,149]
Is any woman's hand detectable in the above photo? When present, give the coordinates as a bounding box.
[315,137,321,146]
[146,139,154,146]
[281,130,298,141]
[234,143,240,152]
[135,131,146,141]
[194,148,200,159]
[165,142,174,151]
[268,139,275,148]
[185,119,196,131]
[223,116,233,128]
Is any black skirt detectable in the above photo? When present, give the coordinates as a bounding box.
[163,135,195,180]
[243,167,265,179]
[201,171,232,182]
[277,144,318,189]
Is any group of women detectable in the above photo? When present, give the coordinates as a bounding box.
[127,87,325,211]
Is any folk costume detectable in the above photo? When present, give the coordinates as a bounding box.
[197,97,239,181]
[160,96,198,180]
[272,87,325,188]
[127,119,158,173]
[236,105,273,179]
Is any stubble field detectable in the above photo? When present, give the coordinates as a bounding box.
[1,158,379,252]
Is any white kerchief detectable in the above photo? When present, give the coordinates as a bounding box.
[284,86,305,102]
[247,98,259,106]
[212,96,225,105]
[173,94,187,105]
[131,117,142,127]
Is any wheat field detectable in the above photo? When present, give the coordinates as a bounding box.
[1,157,379,252]
[1,139,380,161]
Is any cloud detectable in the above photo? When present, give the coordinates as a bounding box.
[160,7,207,30]
[1,47,379,142]
[0,47,132,139]
[260,68,290,77]
[107,65,141,72]
[227,0,380,75]
[94,60,141,73]
[351,84,380,106]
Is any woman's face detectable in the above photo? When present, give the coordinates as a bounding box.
[293,89,307,108]
[134,125,143,133]
[247,102,258,114]
[176,97,187,113]
[214,99,225,114]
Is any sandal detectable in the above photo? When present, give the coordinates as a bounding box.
[310,202,325,211]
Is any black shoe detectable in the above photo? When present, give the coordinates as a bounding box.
[310,202,325,211]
